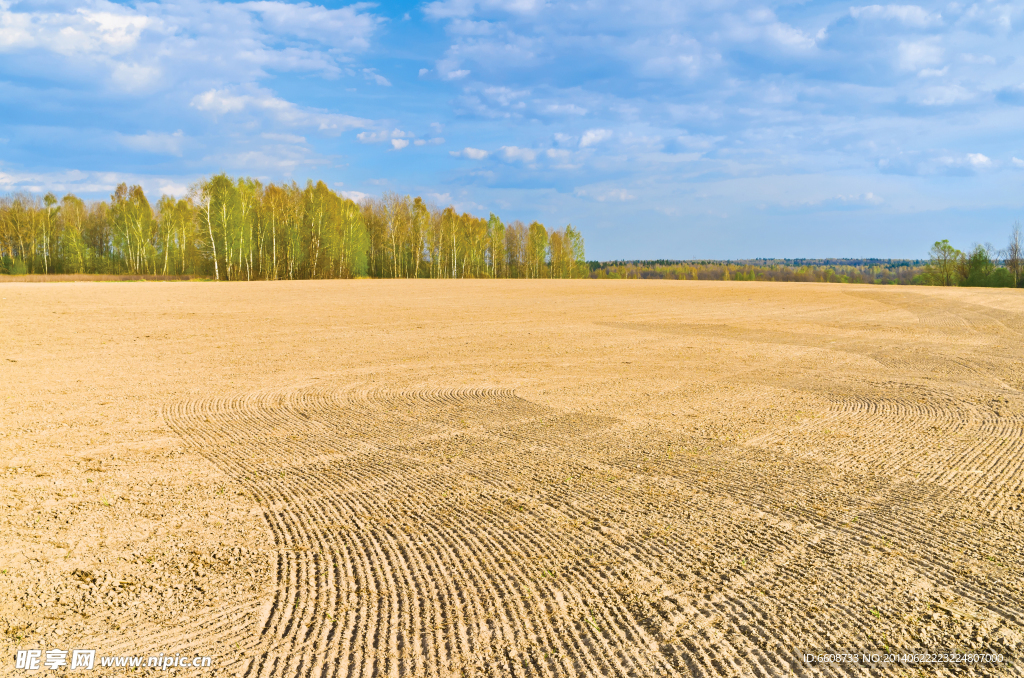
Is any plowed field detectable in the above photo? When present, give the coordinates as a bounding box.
[2,280,1022,676]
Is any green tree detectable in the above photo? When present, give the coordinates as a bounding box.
[526,221,548,278]
[1004,222,1022,288]
[110,184,156,274]
[958,244,996,287]
[488,213,505,278]
[925,239,961,286]
[59,194,89,274]
[192,175,240,280]
[565,225,586,278]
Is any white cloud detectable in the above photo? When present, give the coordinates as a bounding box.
[0,0,383,93]
[118,130,185,156]
[157,181,190,198]
[500,145,537,162]
[913,84,972,105]
[191,88,370,133]
[1013,157,1024,168]
[850,5,943,28]
[579,129,613,148]
[762,22,817,51]
[835,192,884,205]
[0,7,151,56]
[419,68,430,76]
[363,69,392,86]
[110,62,161,91]
[450,147,489,159]
[898,40,943,71]
[191,89,248,114]
[483,86,529,106]
[414,137,446,146]
[676,133,724,150]
[961,53,996,65]
[437,56,472,80]
[966,153,991,168]
[357,128,412,144]
[340,190,370,202]
[0,166,190,197]
[391,138,409,149]
[727,10,818,52]
[423,0,543,20]
[242,1,381,50]
[927,152,993,172]
[543,103,588,115]
[545,148,579,169]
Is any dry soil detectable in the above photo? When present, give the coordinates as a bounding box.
[1,280,1022,676]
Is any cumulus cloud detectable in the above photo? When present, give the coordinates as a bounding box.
[500,145,537,162]
[363,69,392,86]
[834,192,884,205]
[849,5,943,28]
[242,1,380,50]
[192,88,370,132]
[727,9,819,52]
[391,138,409,149]
[543,103,587,115]
[579,129,613,148]
[437,57,471,80]
[898,40,943,71]
[1013,157,1024,168]
[0,165,190,197]
[913,84,973,105]
[966,153,991,168]
[450,147,489,159]
[0,0,383,90]
[423,0,543,20]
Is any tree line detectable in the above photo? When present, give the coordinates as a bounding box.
[922,224,1022,288]
[0,176,587,280]
[587,260,924,284]
[587,224,1024,288]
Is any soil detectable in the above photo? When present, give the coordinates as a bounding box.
[1,280,1022,676]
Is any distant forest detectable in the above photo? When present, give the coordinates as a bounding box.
[0,175,586,280]
[588,259,925,284]
[590,227,1023,288]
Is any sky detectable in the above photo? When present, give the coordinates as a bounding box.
[0,0,1021,259]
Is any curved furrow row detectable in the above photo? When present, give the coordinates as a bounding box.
[160,383,1024,676]
[190,393,671,675]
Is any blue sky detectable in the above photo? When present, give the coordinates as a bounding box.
[0,0,1021,259]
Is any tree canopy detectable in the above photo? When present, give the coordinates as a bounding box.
[0,176,587,280]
